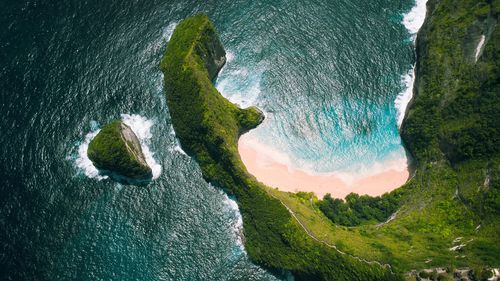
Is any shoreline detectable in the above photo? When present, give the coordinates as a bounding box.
[235,0,428,200]
[238,133,409,199]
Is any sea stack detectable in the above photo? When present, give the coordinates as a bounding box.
[87,120,152,180]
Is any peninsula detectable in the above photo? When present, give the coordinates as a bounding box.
[161,0,499,278]
[161,13,398,280]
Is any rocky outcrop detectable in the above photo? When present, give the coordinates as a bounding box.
[196,26,226,80]
[88,120,152,180]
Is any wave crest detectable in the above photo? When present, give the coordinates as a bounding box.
[74,114,162,180]
[395,0,428,128]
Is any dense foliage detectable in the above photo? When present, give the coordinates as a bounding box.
[88,120,152,179]
[400,0,500,217]
[401,0,500,165]
[318,192,401,226]
[161,14,399,281]
[161,0,500,277]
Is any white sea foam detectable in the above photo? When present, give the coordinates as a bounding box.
[169,126,176,136]
[162,22,178,42]
[216,76,261,108]
[395,68,415,126]
[395,0,428,128]
[75,128,108,180]
[169,144,187,156]
[121,114,162,179]
[141,22,177,61]
[215,51,262,108]
[75,114,162,180]
[167,127,188,156]
[217,51,233,76]
[226,51,235,64]
[332,151,409,185]
[242,131,293,168]
[402,0,428,37]
[242,131,407,184]
[221,192,244,251]
[303,150,407,184]
[174,145,187,155]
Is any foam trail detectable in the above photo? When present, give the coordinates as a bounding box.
[75,128,108,180]
[402,0,428,36]
[163,22,178,42]
[216,50,234,76]
[395,69,415,126]
[169,127,176,136]
[141,21,177,62]
[168,142,187,156]
[225,51,235,64]
[167,127,188,156]
[216,76,261,108]
[173,145,187,156]
[121,114,162,179]
[75,115,162,180]
[221,191,245,251]
[395,0,428,127]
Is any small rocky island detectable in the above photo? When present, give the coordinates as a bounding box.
[87,120,152,181]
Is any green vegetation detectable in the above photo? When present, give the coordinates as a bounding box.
[318,0,500,229]
[88,120,152,179]
[161,14,399,280]
[161,0,499,278]
[303,0,499,271]
[318,192,402,226]
[470,267,494,281]
[400,0,500,221]
[401,0,499,165]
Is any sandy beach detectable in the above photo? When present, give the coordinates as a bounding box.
[238,134,409,199]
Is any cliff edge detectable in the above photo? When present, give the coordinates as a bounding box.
[88,120,152,180]
[160,13,398,281]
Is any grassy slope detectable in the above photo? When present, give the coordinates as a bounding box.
[88,120,151,178]
[161,14,399,281]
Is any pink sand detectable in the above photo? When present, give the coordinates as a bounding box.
[238,134,409,199]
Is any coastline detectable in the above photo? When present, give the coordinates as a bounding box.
[235,0,428,200]
[160,15,398,279]
[238,133,409,199]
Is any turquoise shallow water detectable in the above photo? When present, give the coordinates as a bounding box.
[1,0,417,280]
[216,1,416,173]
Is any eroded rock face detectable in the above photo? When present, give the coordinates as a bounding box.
[88,120,152,180]
[196,25,226,81]
[119,122,149,168]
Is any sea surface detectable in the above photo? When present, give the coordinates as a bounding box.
[1,0,423,280]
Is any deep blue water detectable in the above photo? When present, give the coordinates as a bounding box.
[1,0,417,280]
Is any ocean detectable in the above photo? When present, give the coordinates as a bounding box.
[0,0,424,279]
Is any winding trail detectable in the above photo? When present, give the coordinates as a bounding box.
[266,192,394,273]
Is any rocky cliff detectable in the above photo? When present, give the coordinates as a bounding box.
[88,120,152,180]
[401,0,499,165]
